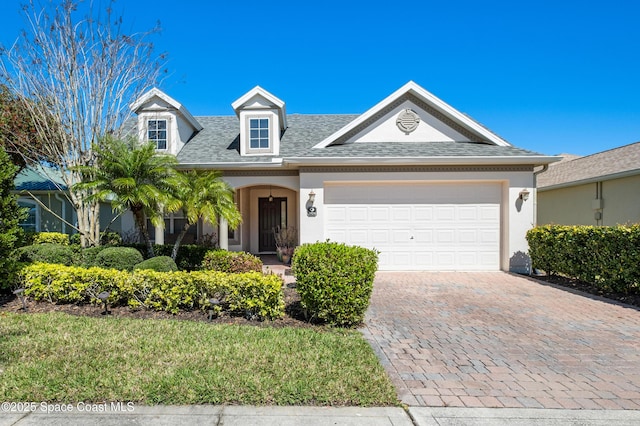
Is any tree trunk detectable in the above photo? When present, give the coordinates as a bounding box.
[171,221,193,260]
[133,209,154,258]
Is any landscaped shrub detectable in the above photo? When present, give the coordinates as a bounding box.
[134,256,178,272]
[0,146,25,290]
[17,243,76,266]
[33,232,70,245]
[292,241,378,327]
[192,270,284,319]
[21,263,129,304]
[201,250,263,273]
[527,224,640,293]
[21,263,284,318]
[70,231,122,246]
[125,243,210,270]
[94,246,144,271]
[100,231,122,246]
[80,246,108,267]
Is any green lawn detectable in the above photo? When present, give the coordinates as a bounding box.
[0,312,398,406]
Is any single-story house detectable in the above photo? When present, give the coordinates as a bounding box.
[537,142,640,226]
[14,166,133,236]
[131,81,557,272]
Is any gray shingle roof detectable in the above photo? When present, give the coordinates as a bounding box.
[537,142,640,189]
[177,114,545,166]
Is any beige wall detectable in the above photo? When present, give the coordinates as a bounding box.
[537,174,640,226]
[602,175,640,225]
[537,184,595,225]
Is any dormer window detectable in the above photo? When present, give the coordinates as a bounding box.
[249,118,270,149]
[147,119,167,150]
[232,86,287,156]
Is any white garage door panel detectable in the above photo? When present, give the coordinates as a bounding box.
[324,183,501,271]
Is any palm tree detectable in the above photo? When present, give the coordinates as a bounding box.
[171,169,242,260]
[75,136,184,257]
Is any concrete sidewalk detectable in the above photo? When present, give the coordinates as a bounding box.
[3,405,640,425]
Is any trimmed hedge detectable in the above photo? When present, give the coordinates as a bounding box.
[80,246,108,268]
[201,250,263,273]
[292,241,378,327]
[33,232,69,245]
[125,244,211,271]
[526,224,640,293]
[17,243,76,266]
[21,263,285,319]
[94,247,144,271]
[134,256,178,272]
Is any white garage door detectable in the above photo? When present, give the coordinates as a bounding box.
[324,182,501,271]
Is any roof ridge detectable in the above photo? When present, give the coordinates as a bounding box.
[569,140,640,161]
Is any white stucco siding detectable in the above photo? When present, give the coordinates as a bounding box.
[299,169,535,273]
[345,100,470,143]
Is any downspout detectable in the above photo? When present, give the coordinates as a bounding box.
[54,193,67,234]
[532,164,549,227]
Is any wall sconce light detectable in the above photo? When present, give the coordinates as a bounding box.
[519,189,530,201]
[307,190,317,217]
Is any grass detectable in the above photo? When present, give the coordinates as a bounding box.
[0,312,398,406]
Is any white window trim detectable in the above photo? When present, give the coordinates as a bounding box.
[246,116,273,154]
[146,117,170,151]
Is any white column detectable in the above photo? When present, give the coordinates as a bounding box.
[218,217,228,250]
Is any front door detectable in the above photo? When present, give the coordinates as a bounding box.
[259,197,287,252]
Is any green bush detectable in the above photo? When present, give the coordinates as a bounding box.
[527,225,640,293]
[124,244,210,271]
[70,231,122,246]
[201,250,263,273]
[21,263,284,318]
[0,146,26,290]
[33,232,70,245]
[100,231,122,246]
[80,246,108,267]
[94,246,144,271]
[134,256,178,272]
[21,263,129,304]
[17,243,76,266]
[292,241,378,327]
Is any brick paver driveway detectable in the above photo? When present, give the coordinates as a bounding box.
[361,272,640,409]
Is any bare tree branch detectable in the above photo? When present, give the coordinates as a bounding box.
[0,0,166,246]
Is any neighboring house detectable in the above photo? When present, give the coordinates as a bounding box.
[537,142,640,226]
[13,166,134,236]
[131,81,557,273]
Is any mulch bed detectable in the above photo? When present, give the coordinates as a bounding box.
[531,274,640,309]
[0,284,317,329]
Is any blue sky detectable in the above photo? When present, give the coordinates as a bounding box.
[1,0,639,156]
